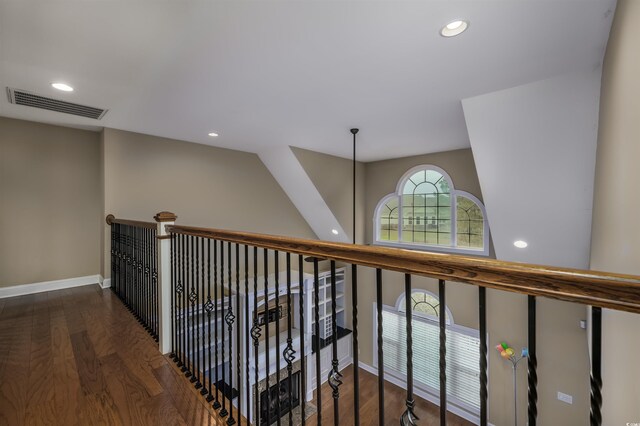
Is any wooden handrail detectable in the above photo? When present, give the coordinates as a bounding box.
[166,224,640,314]
[106,214,156,229]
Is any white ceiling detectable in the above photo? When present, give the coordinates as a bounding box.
[0,0,615,162]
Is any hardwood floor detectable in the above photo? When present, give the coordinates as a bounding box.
[0,285,472,426]
[306,365,472,426]
[0,285,224,426]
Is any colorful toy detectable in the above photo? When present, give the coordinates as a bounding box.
[495,342,528,426]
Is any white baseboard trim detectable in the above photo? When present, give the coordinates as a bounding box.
[0,274,102,299]
[101,278,111,289]
[357,361,493,426]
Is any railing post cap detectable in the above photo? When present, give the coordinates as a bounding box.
[106,214,115,225]
[154,211,177,222]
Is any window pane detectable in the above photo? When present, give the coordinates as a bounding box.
[456,195,484,249]
[378,197,399,241]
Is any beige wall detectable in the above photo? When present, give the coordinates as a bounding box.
[590,0,640,423]
[0,117,101,287]
[102,128,315,277]
[292,147,366,244]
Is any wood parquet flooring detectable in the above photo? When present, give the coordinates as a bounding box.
[0,285,473,426]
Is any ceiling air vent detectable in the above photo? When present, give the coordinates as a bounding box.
[6,87,108,120]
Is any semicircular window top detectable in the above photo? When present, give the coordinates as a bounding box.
[374,165,489,255]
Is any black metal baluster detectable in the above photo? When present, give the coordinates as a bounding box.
[226,242,236,426]
[147,228,152,334]
[181,234,188,372]
[590,307,602,426]
[153,227,159,339]
[126,225,130,307]
[235,244,241,425]
[376,268,384,426]
[206,239,214,401]
[194,237,203,389]
[251,247,261,426]
[329,261,342,426]
[214,240,222,410]
[170,233,176,360]
[265,248,271,426]
[137,227,142,322]
[284,253,295,426]
[313,258,322,426]
[528,295,537,426]
[351,264,360,426]
[187,235,195,381]
[220,241,228,417]
[479,287,487,426]
[298,256,306,426]
[177,234,185,369]
[401,274,417,426]
[123,225,127,305]
[275,251,281,426]
[439,279,447,426]
[145,228,150,332]
[133,227,138,319]
[245,245,250,423]
[147,228,151,332]
[200,238,208,395]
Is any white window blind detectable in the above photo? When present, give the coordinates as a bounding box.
[378,306,482,414]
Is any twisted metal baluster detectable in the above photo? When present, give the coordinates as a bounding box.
[194,237,202,389]
[235,243,241,425]
[188,236,196,382]
[439,279,446,426]
[328,261,343,425]
[226,241,235,425]
[170,233,176,360]
[298,256,306,426]
[205,239,214,402]
[313,258,322,425]
[251,247,261,425]
[275,251,281,426]
[178,235,186,370]
[527,295,537,426]
[401,274,418,426]
[213,240,222,410]
[219,242,228,417]
[352,264,360,426]
[479,287,488,426]
[244,245,250,422]
[590,307,602,426]
[284,253,296,426]
[264,248,271,426]
[376,268,384,426]
[199,238,207,395]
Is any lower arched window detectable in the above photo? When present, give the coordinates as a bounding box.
[375,289,482,420]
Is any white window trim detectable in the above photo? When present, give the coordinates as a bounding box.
[396,288,454,325]
[373,164,490,256]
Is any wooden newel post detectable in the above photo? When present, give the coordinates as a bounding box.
[155,211,177,354]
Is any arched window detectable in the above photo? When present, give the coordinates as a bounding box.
[396,289,452,324]
[377,289,481,416]
[374,165,489,255]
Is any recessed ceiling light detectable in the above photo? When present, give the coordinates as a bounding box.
[514,240,528,249]
[208,132,219,137]
[440,20,469,37]
[51,83,73,92]
[331,229,339,235]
